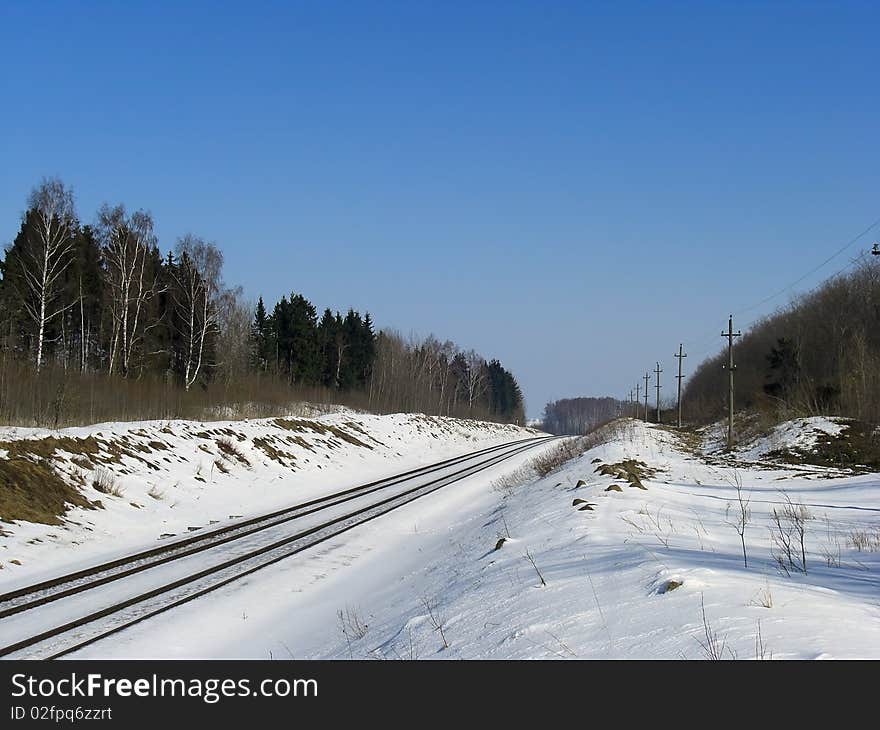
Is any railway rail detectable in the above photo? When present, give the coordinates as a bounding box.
[0,435,557,659]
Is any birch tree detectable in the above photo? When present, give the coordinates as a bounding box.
[463,349,487,413]
[435,340,456,415]
[15,179,78,372]
[98,204,159,376]
[215,286,252,383]
[172,235,223,391]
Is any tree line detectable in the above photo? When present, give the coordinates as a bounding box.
[0,178,525,426]
[540,396,625,435]
[683,254,880,426]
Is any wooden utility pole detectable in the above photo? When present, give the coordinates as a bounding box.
[654,362,663,423]
[674,343,687,428]
[643,371,651,422]
[635,382,641,419]
[721,315,742,449]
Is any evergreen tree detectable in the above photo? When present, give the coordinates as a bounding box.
[338,309,364,390]
[317,308,339,387]
[60,224,104,371]
[764,338,800,402]
[250,297,272,372]
[272,293,319,384]
[361,312,376,385]
[486,359,525,423]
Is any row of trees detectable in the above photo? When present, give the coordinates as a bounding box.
[540,396,625,435]
[683,254,880,425]
[0,178,525,426]
[0,181,238,390]
[368,334,524,422]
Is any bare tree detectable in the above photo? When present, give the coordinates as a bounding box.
[770,491,812,575]
[172,235,223,391]
[215,287,253,383]
[435,339,456,415]
[98,204,160,376]
[463,349,487,413]
[524,548,547,586]
[15,178,78,372]
[724,470,752,568]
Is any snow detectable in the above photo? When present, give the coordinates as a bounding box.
[736,416,848,461]
[0,412,539,592]
[53,417,880,660]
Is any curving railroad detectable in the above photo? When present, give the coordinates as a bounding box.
[0,435,557,659]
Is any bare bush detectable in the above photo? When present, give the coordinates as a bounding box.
[749,582,773,609]
[724,470,751,568]
[524,548,547,587]
[147,485,165,500]
[696,594,734,660]
[754,620,772,660]
[770,491,812,575]
[216,437,251,467]
[849,528,880,552]
[91,468,123,497]
[337,606,369,658]
[420,595,449,650]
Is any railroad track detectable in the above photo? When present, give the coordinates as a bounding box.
[0,435,557,659]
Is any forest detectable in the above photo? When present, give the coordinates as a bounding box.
[683,254,880,427]
[540,396,625,435]
[0,178,525,427]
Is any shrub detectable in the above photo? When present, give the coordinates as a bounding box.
[92,468,124,497]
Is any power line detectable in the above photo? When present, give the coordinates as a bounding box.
[733,215,880,317]
[684,248,873,366]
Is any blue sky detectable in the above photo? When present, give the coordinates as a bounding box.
[2,1,878,418]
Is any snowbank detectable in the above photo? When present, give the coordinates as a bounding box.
[0,412,539,587]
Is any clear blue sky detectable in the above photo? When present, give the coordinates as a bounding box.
[2,1,878,418]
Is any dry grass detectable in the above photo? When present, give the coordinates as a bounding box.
[0,455,97,524]
[0,360,373,429]
[534,419,633,477]
[0,359,521,430]
[215,437,251,467]
[91,468,124,497]
[849,528,880,552]
[252,436,296,465]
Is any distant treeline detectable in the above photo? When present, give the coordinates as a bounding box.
[0,177,524,426]
[541,396,625,435]
[683,255,880,426]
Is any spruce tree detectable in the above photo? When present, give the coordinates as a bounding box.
[250,297,271,372]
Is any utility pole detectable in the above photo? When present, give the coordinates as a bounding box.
[635,382,641,419]
[643,371,651,422]
[674,343,687,428]
[654,362,663,423]
[721,315,742,449]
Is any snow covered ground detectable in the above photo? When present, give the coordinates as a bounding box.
[59,417,880,660]
[2,414,880,659]
[0,412,538,592]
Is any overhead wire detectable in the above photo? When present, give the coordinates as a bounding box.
[637,214,880,388]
